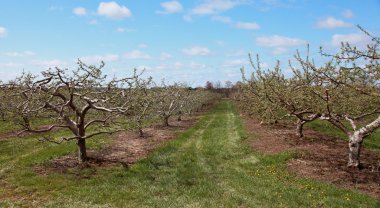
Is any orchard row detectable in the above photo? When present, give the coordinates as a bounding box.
[0,61,219,162]
[235,27,379,168]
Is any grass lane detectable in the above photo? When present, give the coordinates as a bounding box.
[0,100,378,207]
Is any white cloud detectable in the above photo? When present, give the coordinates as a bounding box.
[23,51,36,56]
[154,61,206,71]
[211,15,232,24]
[2,51,35,57]
[225,50,247,57]
[0,62,23,68]
[32,59,67,68]
[271,47,288,55]
[342,9,353,18]
[155,64,167,70]
[98,1,132,20]
[157,1,184,14]
[155,62,183,70]
[223,59,249,67]
[256,35,306,55]
[138,44,148,49]
[331,33,371,47]
[123,50,151,59]
[160,52,173,60]
[215,40,225,46]
[191,0,240,15]
[185,0,243,21]
[89,20,98,25]
[235,22,260,30]
[174,61,184,68]
[182,46,211,56]
[189,61,207,69]
[116,27,125,32]
[0,27,8,38]
[49,6,64,12]
[211,16,260,30]
[183,15,193,22]
[80,54,119,64]
[73,7,87,16]
[115,27,136,32]
[256,35,307,47]
[136,65,151,70]
[316,17,351,29]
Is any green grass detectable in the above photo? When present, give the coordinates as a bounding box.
[0,117,52,133]
[306,120,380,151]
[0,100,379,207]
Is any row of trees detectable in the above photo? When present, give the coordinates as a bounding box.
[205,80,235,98]
[236,27,379,168]
[0,61,218,162]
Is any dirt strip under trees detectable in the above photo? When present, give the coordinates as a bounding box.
[242,114,380,198]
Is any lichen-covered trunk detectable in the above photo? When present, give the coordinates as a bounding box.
[347,115,380,168]
[296,120,306,138]
[163,115,170,126]
[77,138,87,162]
[138,128,144,137]
[77,127,87,162]
[177,109,182,121]
[137,120,144,137]
[348,132,363,168]
[0,112,5,121]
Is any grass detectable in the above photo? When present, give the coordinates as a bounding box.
[0,100,379,207]
[306,119,380,151]
[0,117,52,133]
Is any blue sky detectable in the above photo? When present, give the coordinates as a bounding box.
[0,0,379,86]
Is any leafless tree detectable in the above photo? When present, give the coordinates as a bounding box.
[205,81,214,90]
[241,54,320,137]
[4,60,142,162]
[126,73,154,137]
[239,26,379,168]
[299,26,380,167]
[153,82,183,127]
[0,83,7,121]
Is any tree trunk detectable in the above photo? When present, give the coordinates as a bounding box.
[139,128,144,137]
[0,112,5,121]
[177,115,182,121]
[77,138,87,162]
[347,116,380,168]
[163,116,170,126]
[296,120,306,138]
[348,132,363,168]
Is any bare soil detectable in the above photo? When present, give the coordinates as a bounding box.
[34,108,211,176]
[0,131,20,141]
[242,114,380,198]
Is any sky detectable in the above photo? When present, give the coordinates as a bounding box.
[0,0,379,87]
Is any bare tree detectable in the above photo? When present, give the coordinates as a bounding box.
[176,88,211,121]
[182,89,217,116]
[176,89,190,121]
[224,80,233,98]
[214,80,222,89]
[298,26,380,167]
[240,54,320,137]
[205,81,214,90]
[126,73,154,137]
[153,82,183,126]
[239,26,379,168]
[0,83,7,121]
[4,60,141,162]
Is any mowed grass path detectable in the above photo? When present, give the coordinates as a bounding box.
[0,100,378,207]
